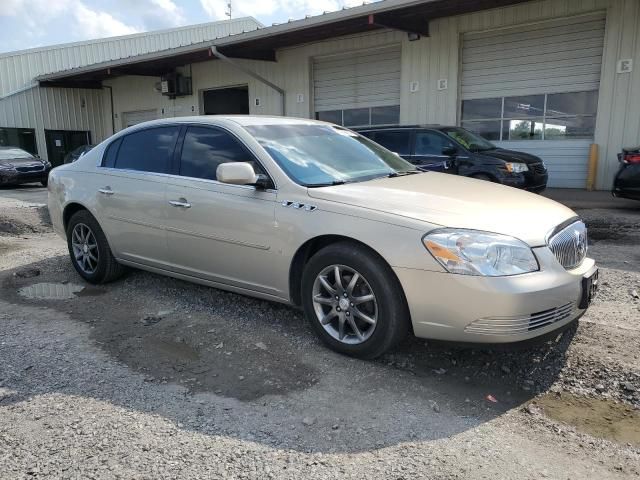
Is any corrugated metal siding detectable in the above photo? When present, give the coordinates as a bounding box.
[494,139,592,188]
[0,18,260,97]
[0,87,107,160]
[312,46,401,111]
[461,13,606,99]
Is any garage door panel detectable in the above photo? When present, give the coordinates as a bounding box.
[313,45,401,114]
[463,20,605,51]
[465,15,604,42]
[463,55,603,80]
[461,12,605,100]
[462,48,604,73]
[122,109,159,128]
[314,67,401,84]
[462,37,604,66]
[462,64,602,87]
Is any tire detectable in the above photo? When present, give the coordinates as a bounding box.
[301,241,410,359]
[66,210,125,284]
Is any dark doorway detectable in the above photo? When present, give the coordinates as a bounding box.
[202,86,249,115]
[0,127,38,155]
[45,130,91,167]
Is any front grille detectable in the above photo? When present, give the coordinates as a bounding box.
[548,220,588,269]
[529,163,546,174]
[16,164,44,173]
[465,303,575,336]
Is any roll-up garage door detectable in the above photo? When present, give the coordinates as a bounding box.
[313,45,401,127]
[460,13,606,188]
[122,109,159,128]
[461,12,606,99]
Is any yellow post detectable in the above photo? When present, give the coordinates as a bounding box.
[586,143,599,191]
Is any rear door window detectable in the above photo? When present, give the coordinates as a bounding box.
[370,130,411,156]
[114,126,179,174]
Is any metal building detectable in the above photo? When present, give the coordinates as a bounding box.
[1,0,639,190]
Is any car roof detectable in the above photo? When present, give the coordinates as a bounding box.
[354,125,452,132]
[130,115,328,128]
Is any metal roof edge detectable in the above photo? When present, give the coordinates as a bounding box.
[0,17,262,59]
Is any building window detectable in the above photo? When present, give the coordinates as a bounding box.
[461,91,598,141]
[316,105,399,127]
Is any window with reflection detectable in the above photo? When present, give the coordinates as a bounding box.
[461,91,597,141]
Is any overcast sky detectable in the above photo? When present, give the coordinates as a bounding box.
[0,0,367,53]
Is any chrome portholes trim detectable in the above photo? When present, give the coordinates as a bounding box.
[71,222,99,275]
[547,220,588,270]
[311,264,378,345]
[281,200,317,211]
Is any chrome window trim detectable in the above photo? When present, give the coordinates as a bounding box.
[99,121,280,190]
[95,166,277,193]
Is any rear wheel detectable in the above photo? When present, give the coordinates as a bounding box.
[301,242,410,359]
[66,210,124,284]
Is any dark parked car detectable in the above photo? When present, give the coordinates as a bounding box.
[613,146,640,201]
[64,144,95,164]
[0,147,51,187]
[356,125,548,192]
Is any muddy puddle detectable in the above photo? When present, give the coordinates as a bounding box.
[534,392,640,446]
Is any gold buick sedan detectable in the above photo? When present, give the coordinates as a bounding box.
[48,116,598,358]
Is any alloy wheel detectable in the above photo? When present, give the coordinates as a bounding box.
[311,264,378,344]
[71,223,99,275]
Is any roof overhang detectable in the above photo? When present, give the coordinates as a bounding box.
[37,0,532,88]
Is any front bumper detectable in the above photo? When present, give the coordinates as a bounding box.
[0,169,49,185]
[497,171,548,192]
[394,247,596,343]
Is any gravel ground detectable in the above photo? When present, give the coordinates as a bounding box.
[0,187,639,479]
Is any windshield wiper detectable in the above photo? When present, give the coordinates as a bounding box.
[385,170,422,178]
[305,180,347,188]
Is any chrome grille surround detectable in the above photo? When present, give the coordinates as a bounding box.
[465,303,575,336]
[548,220,588,270]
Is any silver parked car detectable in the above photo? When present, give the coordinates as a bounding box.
[48,116,598,358]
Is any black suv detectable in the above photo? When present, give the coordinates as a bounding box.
[357,125,548,192]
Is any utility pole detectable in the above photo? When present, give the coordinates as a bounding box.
[225,1,232,19]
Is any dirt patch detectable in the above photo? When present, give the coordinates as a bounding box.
[585,217,640,244]
[534,392,640,447]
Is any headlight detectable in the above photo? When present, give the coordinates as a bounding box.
[42,160,52,168]
[422,229,538,276]
[504,162,528,173]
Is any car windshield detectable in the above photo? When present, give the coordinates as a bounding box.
[0,148,33,160]
[442,127,495,152]
[245,124,418,186]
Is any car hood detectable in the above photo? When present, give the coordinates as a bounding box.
[307,172,575,246]
[476,148,542,164]
[0,157,41,167]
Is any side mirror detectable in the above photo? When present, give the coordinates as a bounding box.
[216,162,258,186]
[442,146,457,157]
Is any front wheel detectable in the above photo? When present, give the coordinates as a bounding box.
[301,242,410,359]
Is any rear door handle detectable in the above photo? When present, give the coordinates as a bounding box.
[98,187,114,195]
[169,199,191,208]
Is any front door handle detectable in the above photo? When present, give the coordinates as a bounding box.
[169,199,191,209]
[98,187,114,195]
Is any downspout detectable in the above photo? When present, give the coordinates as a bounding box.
[210,46,286,116]
[102,85,116,135]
